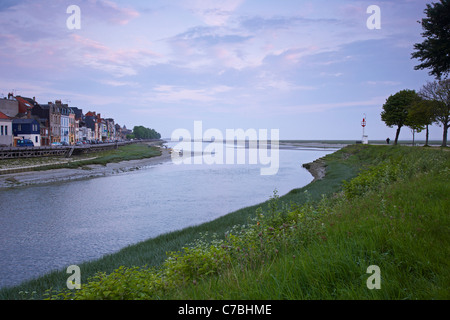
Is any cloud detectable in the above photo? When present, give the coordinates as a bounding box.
[185,0,244,26]
[0,78,120,107]
[269,96,387,115]
[256,72,316,91]
[69,34,163,77]
[240,15,339,32]
[166,25,256,70]
[144,84,233,103]
[320,72,344,77]
[366,81,402,86]
[0,1,432,140]
[84,0,140,25]
[0,0,26,12]
[174,26,252,45]
[98,80,140,87]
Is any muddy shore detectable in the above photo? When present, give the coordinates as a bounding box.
[302,158,327,182]
[0,149,172,190]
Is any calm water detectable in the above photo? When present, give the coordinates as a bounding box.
[0,143,337,288]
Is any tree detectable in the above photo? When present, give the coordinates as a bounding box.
[132,126,161,140]
[381,90,420,145]
[411,0,450,80]
[418,79,450,147]
[405,103,426,146]
[407,99,437,146]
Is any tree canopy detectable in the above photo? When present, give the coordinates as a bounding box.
[406,99,438,146]
[411,0,450,79]
[418,79,450,147]
[381,89,420,145]
[131,126,161,140]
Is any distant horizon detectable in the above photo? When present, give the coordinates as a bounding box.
[162,137,444,143]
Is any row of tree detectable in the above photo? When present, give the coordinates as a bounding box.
[381,80,449,146]
[127,126,161,140]
[381,0,449,147]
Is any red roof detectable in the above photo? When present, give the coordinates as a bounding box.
[0,111,11,120]
[14,96,34,114]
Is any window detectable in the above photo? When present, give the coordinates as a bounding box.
[5,126,7,136]
[1,125,3,135]
[35,136,38,143]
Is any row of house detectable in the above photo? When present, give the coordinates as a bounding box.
[0,93,132,147]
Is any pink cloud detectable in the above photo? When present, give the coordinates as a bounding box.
[87,0,140,25]
[71,34,109,51]
[68,34,162,77]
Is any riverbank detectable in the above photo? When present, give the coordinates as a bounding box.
[0,144,171,190]
[50,144,450,300]
[302,157,327,181]
[0,141,334,190]
[0,144,355,299]
[2,144,447,300]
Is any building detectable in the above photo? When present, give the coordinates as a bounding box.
[12,118,41,146]
[31,104,51,146]
[70,107,83,121]
[70,107,83,144]
[56,100,70,144]
[84,112,99,141]
[99,117,107,141]
[0,93,19,117]
[15,96,39,114]
[121,125,133,139]
[78,126,92,142]
[39,121,50,146]
[0,111,13,146]
[34,102,61,143]
[105,118,116,140]
[49,102,61,143]
[69,109,76,144]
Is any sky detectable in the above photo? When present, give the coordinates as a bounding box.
[0,0,444,141]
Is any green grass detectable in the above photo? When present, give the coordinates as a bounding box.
[170,169,448,300]
[151,145,449,300]
[31,143,162,171]
[1,144,448,300]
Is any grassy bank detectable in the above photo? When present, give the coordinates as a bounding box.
[1,144,448,300]
[0,143,162,173]
[33,143,163,171]
[163,146,449,300]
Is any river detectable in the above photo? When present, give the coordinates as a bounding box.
[0,142,338,288]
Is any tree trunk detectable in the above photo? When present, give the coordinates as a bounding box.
[394,126,402,145]
[442,123,448,147]
[425,125,429,146]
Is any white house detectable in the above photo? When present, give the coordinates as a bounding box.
[0,111,13,146]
